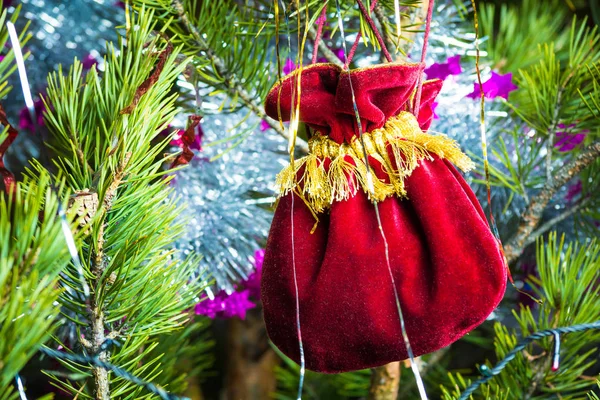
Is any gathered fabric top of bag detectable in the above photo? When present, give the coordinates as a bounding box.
[264,62,475,214]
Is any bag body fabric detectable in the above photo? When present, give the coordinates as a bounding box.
[261,63,507,373]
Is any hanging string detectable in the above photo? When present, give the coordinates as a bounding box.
[467,1,539,302]
[311,6,328,64]
[334,1,428,399]
[345,0,380,68]
[355,0,392,63]
[277,0,310,397]
[551,331,561,372]
[15,374,27,400]
[457,321,600,400]
[6,22,92,304]
[412,0,435,118]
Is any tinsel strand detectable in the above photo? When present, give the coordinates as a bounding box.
[457,321,600,400]
[40,347,187,400]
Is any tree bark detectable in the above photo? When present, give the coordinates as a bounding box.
[369,362,401,400]
[224,307,279,400]
[503,141,600,263]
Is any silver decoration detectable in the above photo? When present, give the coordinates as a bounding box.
[4,0,122,171]
[170,109,287,293]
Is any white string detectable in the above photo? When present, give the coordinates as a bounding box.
[7,22,91,300]
[332,2,428,398]
[15,374,27,400]
[279,1,305,398]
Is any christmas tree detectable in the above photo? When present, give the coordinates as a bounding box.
[0,0,599,399]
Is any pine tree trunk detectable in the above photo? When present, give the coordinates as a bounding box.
[224,308,278,400]
[92,309,110,400]
[369,362,401,400]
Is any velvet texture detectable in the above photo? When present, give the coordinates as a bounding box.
[261,63,507,373]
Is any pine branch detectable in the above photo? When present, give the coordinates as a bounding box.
[523,197,591,248]
[503,140,600,263]
[0,173,76,398]
[42,10,204,397]
[169,0,308,152]
[373,3,397,58]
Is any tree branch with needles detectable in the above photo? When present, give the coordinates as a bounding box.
[169,0,308,152]
[503,140,600,264]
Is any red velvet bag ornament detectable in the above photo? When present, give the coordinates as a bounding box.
[261,62,507,373]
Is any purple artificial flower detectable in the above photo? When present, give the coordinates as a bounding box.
[19,98,46,131]
[566,180,582,203]
[554,124,587,152]
[283,58,296,75]
[114,1,125,9]
[245,249,265,300]
[424,55,462,81]
[260,119,270,132]
[195,289,256,319]
[3,0,12,8]
[221,290,256,319]
[467,71,518,100]
[316,56,328,63]
[431,101,439,120]
[194,293,225,319]
[81,53,99,70]
[335,48,346,63]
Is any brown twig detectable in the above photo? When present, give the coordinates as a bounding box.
[373,3,397,57]
[523,197,591,248]
[503,141,600,263]
[170,0,308,152]
[88,152,131,399]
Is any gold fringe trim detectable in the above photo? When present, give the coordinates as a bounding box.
[277,111,474,213]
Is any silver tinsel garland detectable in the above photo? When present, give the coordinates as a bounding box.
[169,111,287,293]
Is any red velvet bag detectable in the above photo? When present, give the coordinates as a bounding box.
[261,63,507,373]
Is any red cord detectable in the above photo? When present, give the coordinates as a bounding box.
[311,6,328,64]
[413,0,435,118]
[354,0,392,64]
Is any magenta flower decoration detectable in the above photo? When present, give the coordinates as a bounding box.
[566,180,582,203]
[194,248,265,320]
[81,53,99,70]
[335,48,346,63]
[467,71,518,100]
[260,119,270,132]
[424,55,462,81]
[114,1,126,9]
[194,293,225,319]
[555,124,586,152]
[221,290,256,319]
[283,58,296,75]
[19,98,46,131]
[245,249,265,300]
[195,289,256,319]
[431,101,439,120]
